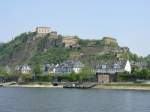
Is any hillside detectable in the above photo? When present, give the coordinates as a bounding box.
[0,42,4,46]
[0,30,142,67]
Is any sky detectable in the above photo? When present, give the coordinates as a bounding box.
[0,0,150,56]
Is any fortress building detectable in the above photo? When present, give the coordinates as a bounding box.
[62,36,78,48]
[36,27,51,34]
[101,37,118,46]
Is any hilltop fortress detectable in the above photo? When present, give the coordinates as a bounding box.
[101,37,118,46]
[0,26,133,66]
[35,26,78,48]
[34,26,129,53]
[36,27,57,36]
[36,27,51,34]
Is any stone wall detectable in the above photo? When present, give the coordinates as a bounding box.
[97,74,110,83]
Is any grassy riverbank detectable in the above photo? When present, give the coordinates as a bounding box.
[93,83,150,90]
[1,82,63,88]
[2,82,150,90]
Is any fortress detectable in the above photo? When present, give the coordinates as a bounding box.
[35,27,57,37]
[34,26,121,49]
[62,36,78,48]
[35,26,78,48]
[36,27,51,34]
[101,37,118,46]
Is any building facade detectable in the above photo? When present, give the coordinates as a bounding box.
[44,60,84,74]
[15,65,32,74]
[62,36,78,48]
[101,37,118,46]
[36,27,51,34]
[96,60,131,83]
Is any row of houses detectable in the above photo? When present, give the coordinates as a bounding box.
[15,60,84,75]
[14,60,132,83]
[13,60,150,83]
[44,60,84,74]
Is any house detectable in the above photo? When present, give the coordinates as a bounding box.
[55,62,73,74]
[15,64,32,74]
[44,61,84,74]
[73,61,84,73]
[44,64,56,74]
[96,60,131,83]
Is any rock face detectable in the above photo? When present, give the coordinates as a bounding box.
[101,37,118,46]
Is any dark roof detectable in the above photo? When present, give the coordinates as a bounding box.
[96,60,126,69]
[58,60,84,68]
[96,60,128,74]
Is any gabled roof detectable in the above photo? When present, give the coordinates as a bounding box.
[96,60,126,69]
[46,60,84,69]
[15,64,31,71]
[96,60,130,74]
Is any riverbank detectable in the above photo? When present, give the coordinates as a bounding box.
[2,82,150,90]
[93,83,150,90]
[1,82,63,88]
[10,84,63,88]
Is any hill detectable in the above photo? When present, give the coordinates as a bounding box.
[0,42,3,44]
[0,28,143,67]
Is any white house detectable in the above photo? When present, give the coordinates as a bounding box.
[96,60,131,83]
[15,65,32,74]
[73,61,84,73]
[97,60,131,74]
[124,60,131,73]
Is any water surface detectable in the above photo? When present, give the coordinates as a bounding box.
[0,87,150,112]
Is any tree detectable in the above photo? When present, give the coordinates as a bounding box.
[132,67,150,80]
[19,73,33,83]
[33,64,42,78]
[140,69,150,79]
[78,66,95,82]
[69,72,79,82]
[0,68,9,82]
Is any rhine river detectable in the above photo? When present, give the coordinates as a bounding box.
[0,87,150,112]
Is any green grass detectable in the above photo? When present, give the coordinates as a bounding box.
[102,83,150,87]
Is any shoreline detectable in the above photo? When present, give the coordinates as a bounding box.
[1,82,63,88]
[2,82,150,91]
[8,84,63,88]
[93,83,150,91]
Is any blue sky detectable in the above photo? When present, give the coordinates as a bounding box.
[0,0,150,56]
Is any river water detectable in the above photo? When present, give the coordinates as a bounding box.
[0,87,150,112]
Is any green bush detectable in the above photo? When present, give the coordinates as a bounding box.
[36,75,53,82]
